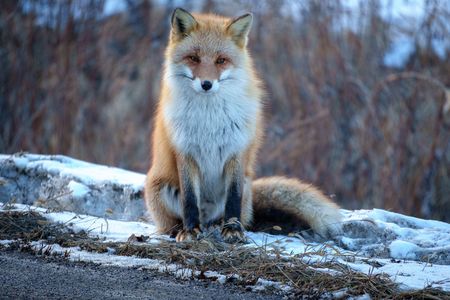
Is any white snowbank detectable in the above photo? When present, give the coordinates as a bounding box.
[0,154,145,191]
[340,209,450,267]
[0,153,147,220]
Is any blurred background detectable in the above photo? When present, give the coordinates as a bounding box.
[1,0,449,221]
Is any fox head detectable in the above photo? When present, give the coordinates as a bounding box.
[164,8,253,95]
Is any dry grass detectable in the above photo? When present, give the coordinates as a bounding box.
[0,210,62,241]
[0,209,92,248]
[1,210,448,299]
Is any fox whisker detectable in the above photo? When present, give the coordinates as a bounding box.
[169,73,194,80]
[218,77,237,83]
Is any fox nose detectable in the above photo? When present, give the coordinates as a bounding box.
[201,80,212,91]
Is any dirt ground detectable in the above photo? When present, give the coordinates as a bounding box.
[0,250,281,300]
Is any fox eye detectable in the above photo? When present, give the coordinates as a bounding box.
[188,55,200,63]
[216,57,226,65]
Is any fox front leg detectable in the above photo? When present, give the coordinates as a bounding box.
[222,156,246,243]
[176,156,201,242]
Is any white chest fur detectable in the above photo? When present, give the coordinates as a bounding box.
[163,90,260,177]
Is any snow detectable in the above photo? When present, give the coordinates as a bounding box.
[1,154,450,292]
[0,240,15,246]
[0,154,145,191]
[44,208,158,242]
[341,209,450,257]
[376,258,450,290]
[0,154,147,221]
[250,278,292,292]
[350,294,371,300]
[389,240,420,260]
[67,181,90,198]
[367,208,450,230]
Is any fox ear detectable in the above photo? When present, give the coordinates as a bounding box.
[171,8,197,40]
[226,13,253,47]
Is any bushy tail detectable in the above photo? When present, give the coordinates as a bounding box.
[251,176,342,238]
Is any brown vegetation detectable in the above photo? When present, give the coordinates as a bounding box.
[1,0,449,221]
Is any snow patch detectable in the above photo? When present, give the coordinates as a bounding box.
[67,181,90,198]
[389,240,420,260]
[250,278,292,292]
[0,240,15,246]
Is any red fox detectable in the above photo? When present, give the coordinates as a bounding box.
[145,8,342,242]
